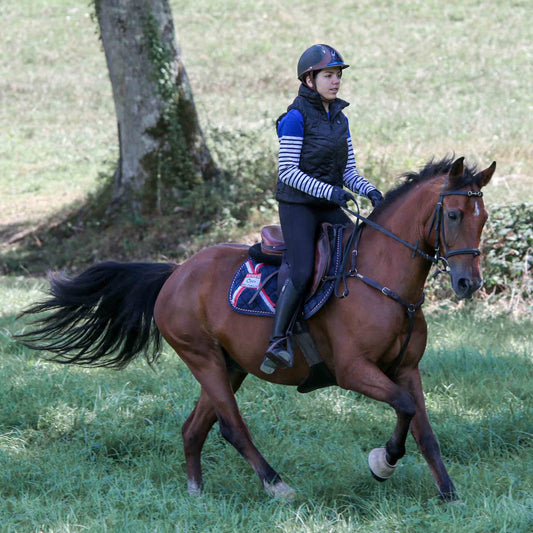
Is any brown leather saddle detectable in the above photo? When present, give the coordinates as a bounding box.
[259,222,333,297]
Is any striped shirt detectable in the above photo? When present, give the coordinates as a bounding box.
[277,108,376,201]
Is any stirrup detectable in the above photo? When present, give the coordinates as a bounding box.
[260,337,293,374]
[259,357,277,375]
[265,337,293,367]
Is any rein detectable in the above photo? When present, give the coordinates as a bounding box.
[332,186,484,378]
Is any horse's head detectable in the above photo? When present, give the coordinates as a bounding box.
[430,157,496,299]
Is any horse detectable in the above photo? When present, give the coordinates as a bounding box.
[17,156,495,501]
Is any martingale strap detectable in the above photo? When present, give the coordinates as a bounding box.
[329,221,425,378]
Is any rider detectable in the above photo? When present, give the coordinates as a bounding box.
[262,44,384,373]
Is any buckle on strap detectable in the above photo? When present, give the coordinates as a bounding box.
[432,256,450,278]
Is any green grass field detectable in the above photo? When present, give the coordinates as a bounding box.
[1,278,532,532]
[1,0,532,531]
[1,0,531,237]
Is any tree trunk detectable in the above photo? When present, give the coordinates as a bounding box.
[96,0,217,214]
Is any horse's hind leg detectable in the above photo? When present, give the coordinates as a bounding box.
[182,366,247,495]
[176,342,295,500]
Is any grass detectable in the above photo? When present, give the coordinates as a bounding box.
[1,0,532,242]
[1,278,532,532]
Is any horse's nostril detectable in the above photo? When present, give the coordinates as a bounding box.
[458,278,470,291]
[456,278,473,298]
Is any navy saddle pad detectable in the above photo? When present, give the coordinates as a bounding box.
[228,225,345,319]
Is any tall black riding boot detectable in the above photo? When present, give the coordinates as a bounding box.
[261,279,303,374]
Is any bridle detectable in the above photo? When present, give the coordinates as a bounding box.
[427,189,484,276]
[332,184,484,378]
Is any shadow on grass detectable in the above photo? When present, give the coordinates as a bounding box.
[0,181,194,276]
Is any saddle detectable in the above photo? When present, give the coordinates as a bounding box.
[254,222,334,298]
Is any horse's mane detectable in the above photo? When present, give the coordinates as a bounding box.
[378,155,480,211]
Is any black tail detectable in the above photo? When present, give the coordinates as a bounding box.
[16,261,176,369]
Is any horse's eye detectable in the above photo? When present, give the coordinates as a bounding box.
[447,210,461,221]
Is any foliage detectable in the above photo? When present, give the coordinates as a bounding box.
[200,127,277,221]
[481,203,532,298]
[141,10,200,202]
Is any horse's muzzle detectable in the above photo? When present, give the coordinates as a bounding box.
[453,275,483,299]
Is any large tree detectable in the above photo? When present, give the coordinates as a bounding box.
[95,0,217,214]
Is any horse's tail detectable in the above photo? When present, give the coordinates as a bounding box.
[16,261,177,369]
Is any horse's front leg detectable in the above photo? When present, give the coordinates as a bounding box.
[336,360,416,480]
[405,367,457,500]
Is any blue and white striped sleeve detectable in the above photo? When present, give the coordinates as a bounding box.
[277,109,335,200]
[343,124,377,198]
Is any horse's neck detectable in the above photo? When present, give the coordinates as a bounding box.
[356,186,437,302]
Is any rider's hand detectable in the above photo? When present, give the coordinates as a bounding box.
[330,187,355,208]
[368,189,384,208]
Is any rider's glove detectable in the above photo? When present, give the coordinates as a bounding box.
[330,187,355,208]
[368,189,384,208]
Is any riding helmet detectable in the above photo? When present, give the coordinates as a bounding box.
[297,44,349,81]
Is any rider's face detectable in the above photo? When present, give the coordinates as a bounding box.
[308,67,342,102]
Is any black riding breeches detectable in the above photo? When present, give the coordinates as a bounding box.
[278,201,351,293]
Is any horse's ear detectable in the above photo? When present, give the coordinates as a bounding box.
[475,161,496,188]
[448,156,465,187]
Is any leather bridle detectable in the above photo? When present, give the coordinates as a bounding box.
[340,186,484,286]
[427,189,484,276]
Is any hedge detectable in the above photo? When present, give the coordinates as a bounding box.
[481,202,532,298]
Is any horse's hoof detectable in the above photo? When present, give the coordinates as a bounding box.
[368,447,397,481]
[263,480,296,501]
[440,490,461,503]
[187,479,203,496]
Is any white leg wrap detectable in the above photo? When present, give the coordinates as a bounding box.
[263,480,296,501]
[368,447,397,480]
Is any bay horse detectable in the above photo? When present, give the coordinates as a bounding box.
[18,156,495,501]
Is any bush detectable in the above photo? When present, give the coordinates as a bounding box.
[481,203,532,299]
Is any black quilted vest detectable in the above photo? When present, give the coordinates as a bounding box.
[276,84,349,207]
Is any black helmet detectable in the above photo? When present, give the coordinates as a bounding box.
[297,44,349,81]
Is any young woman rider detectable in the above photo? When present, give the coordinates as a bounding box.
[262,44,384,374]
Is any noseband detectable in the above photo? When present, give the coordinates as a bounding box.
[428,189,484,275]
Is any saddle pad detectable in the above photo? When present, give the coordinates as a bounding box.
[228,225,344,319]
